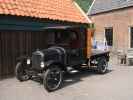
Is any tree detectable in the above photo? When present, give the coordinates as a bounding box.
[75,0,93,13]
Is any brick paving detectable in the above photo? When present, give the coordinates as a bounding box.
[0,56,133,100]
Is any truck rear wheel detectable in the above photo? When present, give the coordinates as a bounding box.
[43,65,63,92]
[15,62,30,81]
[97,58,108,74]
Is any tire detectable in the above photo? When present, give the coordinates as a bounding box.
[43,65,63,92]
[97,58,108,74]
[15,62,30,81]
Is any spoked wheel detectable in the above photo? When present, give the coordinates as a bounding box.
[97,58,108,74]
[15,62,30,81]
[43,65,63,92]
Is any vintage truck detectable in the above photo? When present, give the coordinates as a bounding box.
[15,29,110,92]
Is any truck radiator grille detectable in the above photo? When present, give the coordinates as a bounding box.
[32,55,41,69]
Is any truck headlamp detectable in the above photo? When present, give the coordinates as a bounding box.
[27,59,31,65]
[40,62,45,68]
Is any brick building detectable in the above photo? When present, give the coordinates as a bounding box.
[88,0,133,53]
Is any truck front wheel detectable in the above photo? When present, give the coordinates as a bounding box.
[15,62,30,81]
[97,58,108,74]
[43,65,63,92]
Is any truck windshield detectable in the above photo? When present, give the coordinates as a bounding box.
[55,31,80,48]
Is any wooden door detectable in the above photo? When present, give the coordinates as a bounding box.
[0,31,47,79]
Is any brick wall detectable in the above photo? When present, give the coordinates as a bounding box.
[89,7,133,53]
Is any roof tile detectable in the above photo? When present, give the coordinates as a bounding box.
[89,0,133,15]
[0,0,91,24]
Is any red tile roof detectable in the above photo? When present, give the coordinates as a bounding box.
[0,0,91,24]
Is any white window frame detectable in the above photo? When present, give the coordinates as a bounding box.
[128,26,132,48]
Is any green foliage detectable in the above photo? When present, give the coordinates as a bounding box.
[75,0,93,13]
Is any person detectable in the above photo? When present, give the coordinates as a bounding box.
[96,39,108,51]
[92,39,97,49]
[69,32,80,49]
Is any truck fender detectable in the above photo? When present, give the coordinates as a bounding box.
[44,60,66,71]
[16,56,30,63]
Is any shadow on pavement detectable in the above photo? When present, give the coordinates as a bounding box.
[31,68,113,89]
[62,68,113,89]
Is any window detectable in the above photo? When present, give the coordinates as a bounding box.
[105,27,113,46]
[130,27,133,48]
[55,31,70,44]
